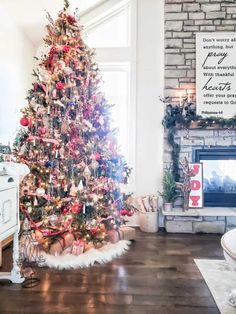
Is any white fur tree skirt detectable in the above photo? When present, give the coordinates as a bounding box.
[40,240,131,269]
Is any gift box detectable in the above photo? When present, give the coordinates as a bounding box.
[107,229,122,244]
[84,242,95,252]
[71,240,85,255]
[120,226,136,241]
[107,226,136,243]
[49,232,75,255]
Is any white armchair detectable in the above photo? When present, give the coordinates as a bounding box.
[221,229,236,306]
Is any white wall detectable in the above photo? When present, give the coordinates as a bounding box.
[0,5,34,145]
[135,0,164,195]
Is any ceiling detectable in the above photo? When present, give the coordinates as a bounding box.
[1,0,105,45]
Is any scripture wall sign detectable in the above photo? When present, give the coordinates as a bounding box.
[196,33,236,118]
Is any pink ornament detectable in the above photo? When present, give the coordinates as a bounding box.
[43,194,51,201]
[95,152,101,161]
[62,45,71,53]
[39,127,46,135]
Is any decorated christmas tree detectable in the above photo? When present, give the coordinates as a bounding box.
[14,1,133,257]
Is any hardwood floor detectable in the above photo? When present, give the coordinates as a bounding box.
[0,230,223,314]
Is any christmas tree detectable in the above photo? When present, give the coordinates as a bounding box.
[14,1,133,256]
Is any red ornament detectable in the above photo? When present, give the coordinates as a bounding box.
[62,45,71,53]
[67,15,76,25]
[56,82,65,90]
[20,117,29,127]
[90,227,98,235]
[95,152,101,161]
[120,209,128,216]
[71,203,82,214]
[126,210,134,217]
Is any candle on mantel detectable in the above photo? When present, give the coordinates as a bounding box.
[187,90,191,103]
[179,93,182,106]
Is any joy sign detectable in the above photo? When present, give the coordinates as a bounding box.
[188,163,203,208]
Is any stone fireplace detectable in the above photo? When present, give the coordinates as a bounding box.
[162,128,236,233]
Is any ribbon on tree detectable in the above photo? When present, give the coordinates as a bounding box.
[27,135,60,147]
[20,204,73,237]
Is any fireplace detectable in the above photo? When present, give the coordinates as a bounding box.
[194,147,236,207]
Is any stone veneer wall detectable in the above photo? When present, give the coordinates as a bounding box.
[163,129,236,170]
[165,0,236,103]
[163,0,236,232]
[165,214,236,233]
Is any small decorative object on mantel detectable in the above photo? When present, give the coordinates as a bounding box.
[158,167,178,212]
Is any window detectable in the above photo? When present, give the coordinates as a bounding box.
[83,0,137,190]
[86,7,130,48]
[99,63,130,156]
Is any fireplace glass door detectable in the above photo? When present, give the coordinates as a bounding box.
[194,148,236,207]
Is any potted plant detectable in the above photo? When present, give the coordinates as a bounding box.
[159,167,178,211]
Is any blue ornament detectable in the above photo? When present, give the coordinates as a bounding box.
[45,160,53,168]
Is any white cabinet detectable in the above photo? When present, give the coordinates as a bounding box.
[0,175,24,283]
[0,187,17,241]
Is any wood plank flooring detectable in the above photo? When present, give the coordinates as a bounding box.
[0,230,224,314]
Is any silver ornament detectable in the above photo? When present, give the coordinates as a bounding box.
[49,214,58,226]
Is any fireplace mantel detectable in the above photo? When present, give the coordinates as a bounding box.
[162,207,236,234]
[162,207,236,217]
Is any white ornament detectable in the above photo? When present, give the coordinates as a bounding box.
[70,182,78,196]
[83,119,93,130]
[99,116,104,125]
[78,180,84,192]
[54,100,65,108]
[83,165,91,180]
[63,67,73,75]
[91,219,97,226]
[19,144,26,156]
[34,197,38,206]
[38,68,50,83]
[91,160,99,170]
[36,188,45,197]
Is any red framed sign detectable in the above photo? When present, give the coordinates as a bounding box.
[188,163,204,208]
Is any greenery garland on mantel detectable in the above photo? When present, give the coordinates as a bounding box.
[161,97,236,181]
